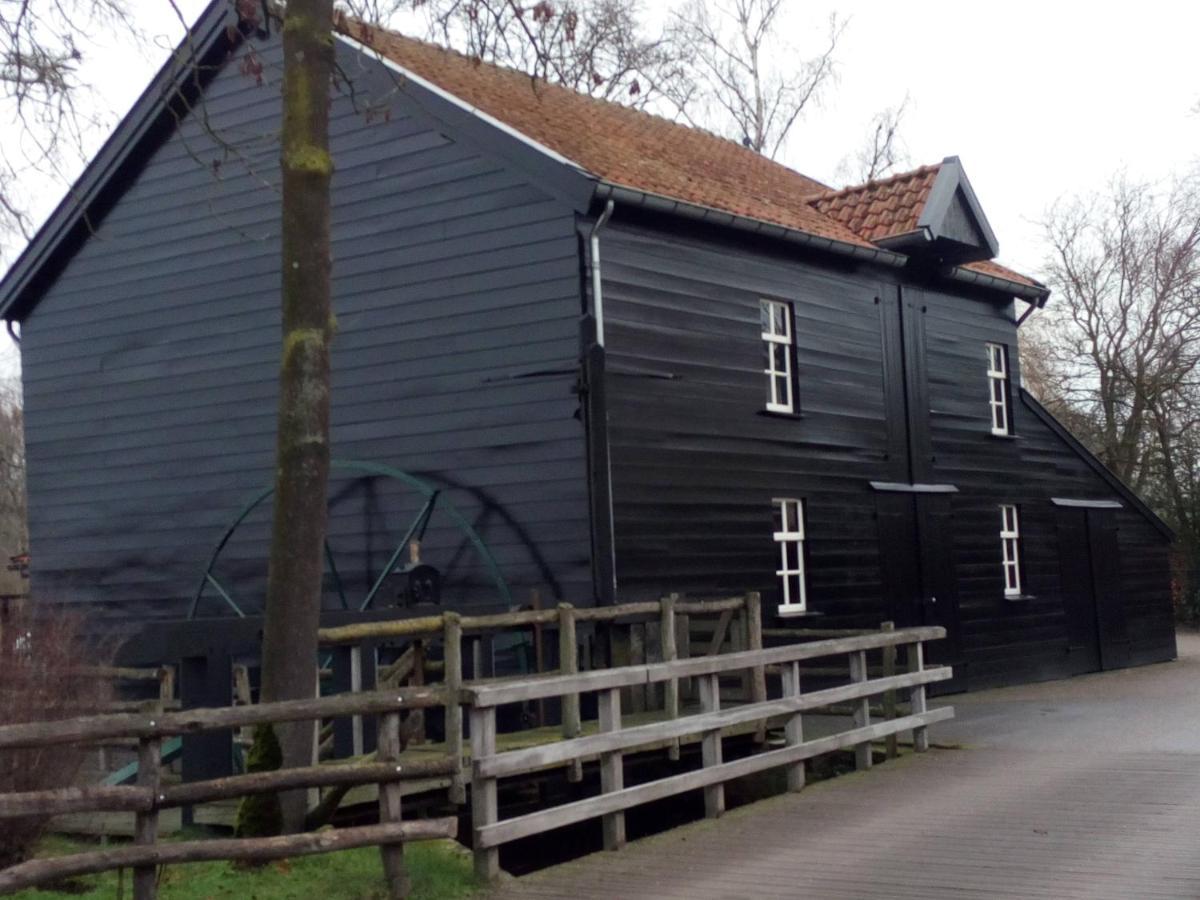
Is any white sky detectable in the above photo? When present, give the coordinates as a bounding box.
[2,0,1198,373]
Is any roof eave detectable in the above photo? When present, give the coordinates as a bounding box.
[945,264,1051,306]
[595,182,908,269]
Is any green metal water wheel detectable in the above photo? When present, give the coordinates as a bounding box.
[189,459,512,619]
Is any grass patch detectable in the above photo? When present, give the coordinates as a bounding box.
[13,835,479,900]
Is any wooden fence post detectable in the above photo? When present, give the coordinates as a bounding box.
[660,594,680,761]
[697,673,724,818]
[377,710,409,899]
[779,661,805,791]
[597,687,625,850]
[133,734,160,900]
[745,592,767,743]
[881,622,898,760]
[470,706,500,881]
[676,606,691,703]
[410,641,427,745]
[848,650,872,771]
[628,623,647,714]
[908,640,929,753]
[557,604,582,783]
[443,613,466,805]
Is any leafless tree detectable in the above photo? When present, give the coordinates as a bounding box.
[670,0,842,158]
[1031,173,1200,488]
[1026,170,1200,604]
[374,0,689,109]
[0,0,134,257]
[838,95,910,185]
[0,377,26,591]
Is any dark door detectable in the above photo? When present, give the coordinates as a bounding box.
[876,491,966,693]
[1056,506,1129,672]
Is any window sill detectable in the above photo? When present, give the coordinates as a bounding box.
[775,607,823,619]
[758,409,804,421]
[1004,593,1036,602]
[989,432,1019,441]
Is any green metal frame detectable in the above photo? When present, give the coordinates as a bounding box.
[190,460,512,619]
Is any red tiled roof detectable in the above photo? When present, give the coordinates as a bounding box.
[345,23,874,249]
[809,164,941,242]
[342,23,1041,292]
[963,259,1041,288]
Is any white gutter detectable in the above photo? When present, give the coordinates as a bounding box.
[588,200,615,346]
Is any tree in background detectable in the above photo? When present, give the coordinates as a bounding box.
[669,0,842,157]
[0,378,26,591]
[1023,169,1200,617]
[0,0,133,259]
[838,95,910,184]
[409,0,689,109]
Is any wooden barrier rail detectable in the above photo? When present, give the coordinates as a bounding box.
[463,626,952,881]
[0,688,457,899]
[311,592,764,801]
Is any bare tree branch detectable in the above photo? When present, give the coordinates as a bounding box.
[669,0,843,157]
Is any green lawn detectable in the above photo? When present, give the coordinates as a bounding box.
[14,836,480,900]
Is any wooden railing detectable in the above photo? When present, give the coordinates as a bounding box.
[464,625,952,880]
[0,688,458,898]
[313,592,764,801]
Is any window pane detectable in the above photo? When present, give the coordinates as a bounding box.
[760,300,772,333]
[773,303,787,337]
[770,343,785,371]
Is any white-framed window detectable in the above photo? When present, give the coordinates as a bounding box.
[773,498,807,613]
[987,342,1011,435]
[1000,504,1022,598]
[761,299,795,413]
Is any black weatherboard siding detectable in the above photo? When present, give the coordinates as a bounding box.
[18,31,593,625]
[598,210,1175,690]
[2,7,1175,692]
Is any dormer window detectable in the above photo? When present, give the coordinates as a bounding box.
[987,343,1011,435]
[761,299,796,414]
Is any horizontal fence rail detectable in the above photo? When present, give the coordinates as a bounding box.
[464,626,952,880]
[0,689,456,899]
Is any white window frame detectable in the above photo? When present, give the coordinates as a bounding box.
[762,299,795,414]
[987,342,1011,435]
[1000,504,1022,598]
[773,498,807,614]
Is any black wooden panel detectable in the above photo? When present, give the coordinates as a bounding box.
[1088,508,1131,669]
[1056,507,1101,674]
[18,33,591,628]
[916,493,965,689]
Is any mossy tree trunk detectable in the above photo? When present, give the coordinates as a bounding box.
[256,0,337,835]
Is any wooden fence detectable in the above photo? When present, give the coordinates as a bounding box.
[464,625,952,880]
[313,592,764,801]
[0,688,458,898]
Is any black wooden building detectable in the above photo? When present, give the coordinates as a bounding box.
[0,2,1176,690]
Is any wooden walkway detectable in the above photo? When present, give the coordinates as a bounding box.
[488,635,1200,899]
[486,746,1200,899]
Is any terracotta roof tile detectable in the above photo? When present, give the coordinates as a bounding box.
[963,259,1042,289]
[341,25,1044,294]
[345,23,874,248]
[808,164,941,242]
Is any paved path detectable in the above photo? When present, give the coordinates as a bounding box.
[487,632,1200,899]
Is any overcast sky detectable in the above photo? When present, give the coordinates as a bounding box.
[2,0,1198,371]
